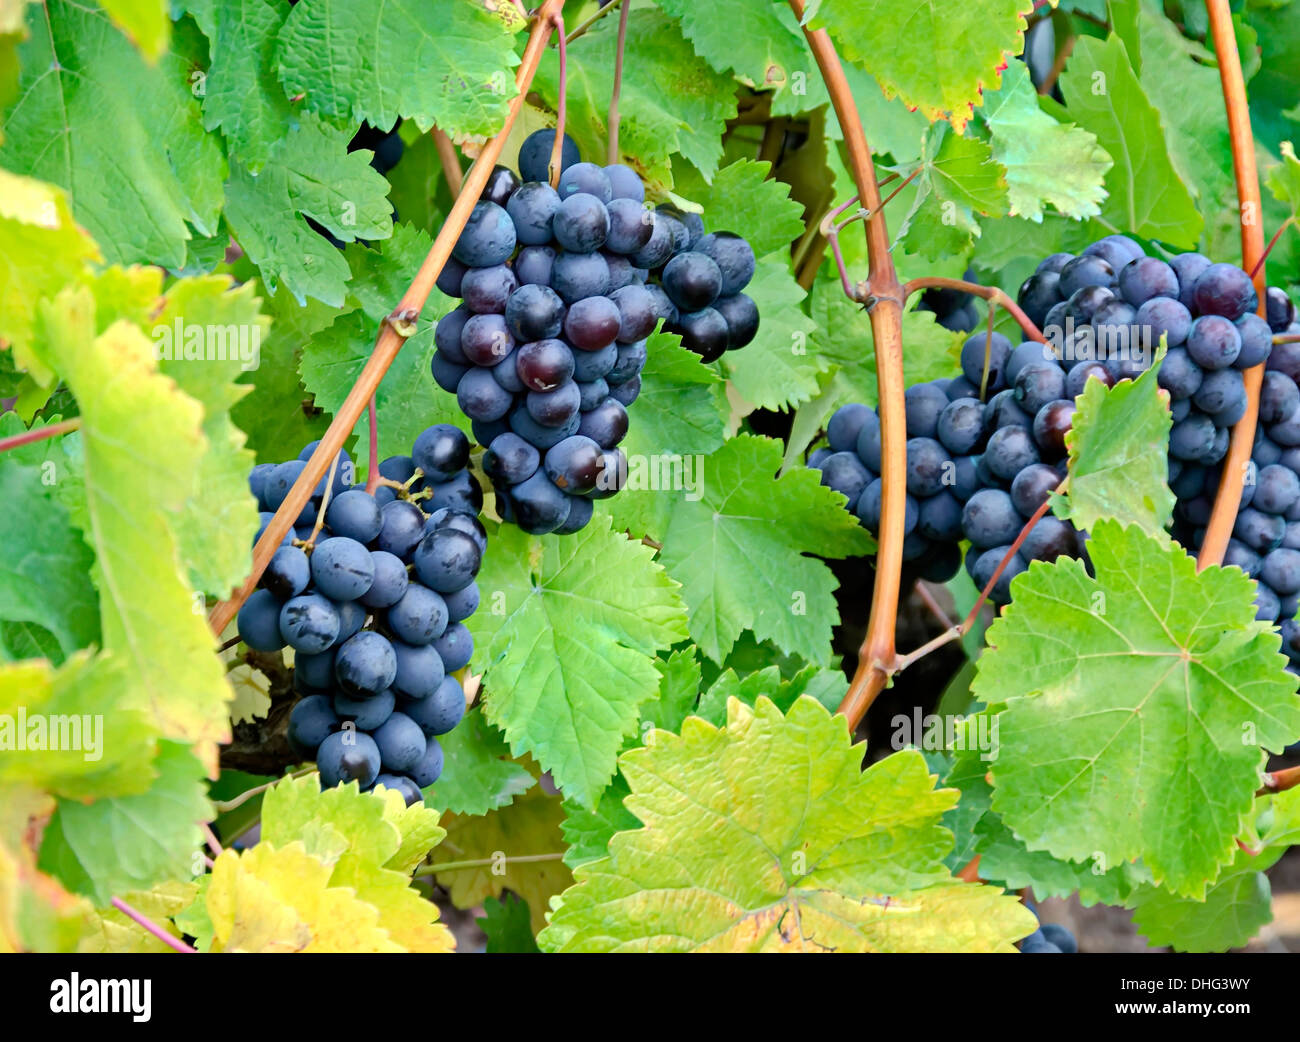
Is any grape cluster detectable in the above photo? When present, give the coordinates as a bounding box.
[811,233,1299,636]
[1020,905,1078,954]
[432,128,759,535]
[916,266,980,333]
[239,425,486,805]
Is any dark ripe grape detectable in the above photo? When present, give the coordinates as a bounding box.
[984,425,1040,481]
[1240,468,1258,509]
[295,648,337,691]
[807,447,832,468]
[506,181,562,246]
[1134,296,1192,350]
[481,164,521,208]
[492,349,524,392]
[317,731,381,788]
[1214,393,1248,428]
[643,283,678,325]
[1014,362,1067,415]
[1058,253,1116,296]
[578,378,610,411]
[605,198,654,255]
[1017,271,1062,327]
[917,491,963,541]
[609,284,659,343]
[1022,516,1076,562]
[426,470,483,515]
[904,437,950,497]
[1193,262,1258,320]
[263,459,307,510]
[279,593,341,654]
[962,489,1022,548]
[672,208,706,247]
[914,543,962,584]
[334,630,397,697]
[609,375,640,406]
[1287,521,1300,548]
[715,293,759,349]
[904,382,950,439]
[404,673,465,736]
[1065,284,1115,326]
[443,579,480,623]
[1042,301,1069,341]
[1083,234,1144,270]
[551,494,593,534]
[361,550,409,609]
[587,448,627,499]
[1118,257,1178,306]
[431,352,469,392]
[286,695,338,759]
[603,252,640,290]
[695,231,755,295]
[516,338,575,391]
[504,283,564,342]
[1281,447,1300,474]
[853,481,918,535]
[1170,397,1191,423]
[1254,582,1282,622]
[662,251,724,311]
[630,212,677,269]
[510,470,572,533]
[457,366,515,422]
[572,340,619,381]
[655,208,690,253]
[1221,538,1262,577]
[1204,425,1230,465]
[1168,251,1212,309]
[1167,415,1214,462]
[959,330,1013,392]
[437,257,473,303]
[972,546,1028,604]
[556,161,613,203]
[552,193,610,253]
[1066,359,1113,398]
[843,409,878,472]
[514,244,556,286]
[1011,462,1062,516]
[527,379,582,427]
[372,712,427,774]
[376,499,426,556]
[1267,286,1296,332]
[552,251,610,303]
[1091,298,1137,358]
[517,128,580,183]
[1234,313,1273,369]
[1186,315,1241,369]
[1260,371,1300,424]
[669,308,729,362]
[461,264,517,314]
[564,295,622,350]
[510,404,579,449]
[484,432,540,484]
[984,388,1032,433]
[604,163,645,202]
[425,508,488,553]
[1033,399,1075,458]
[1006,341,1056,386]
[433,622,475,673]
[1192,367,1244,416]
[310,536,375,601]
[452,201,516,267]
[249,462,275,509]
[1254,463,1300,514]
[238,588,286,651]
[1236,507,1286,553]
[412,424,471,482]
[817,450,872,507]
[1255,432,1283,466]
[1170,462,1206,499]
[576,396,629,448]
[938,302,980,333]
[1038,252,1074,274]
[263,545,310,600]
[337,599,367,643]
[950,454,980,500]
[827,402,874,453]
[460,313,514,366]
[326,488,383,543]
[413,528,481,593]
[373,773,422,807]
[543,435,606,494]
[388,583,449,645]
[1157,347,1203,400]
[1268,340,1300,384]
[374,486,398,507]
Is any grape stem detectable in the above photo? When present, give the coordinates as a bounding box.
[873,166,922,212]
[902,276,1050,346]
[914,580,956,631]
[304,451,341,550]
[413,852,565,876]
[206,0,568,638]
[788,0,907,732]
[564,0,625,44]
[200,822,223,858]
[110,897,197,954]
[211,767,316,814]
[1259,765,1300,796]
[1037,31,1075,97]
[547,11,569,189]
[0,416,80,455]
[1249,216,1294,280]
[607,0,630,165]
[1198,0,1267,571]
[431,127,464,197]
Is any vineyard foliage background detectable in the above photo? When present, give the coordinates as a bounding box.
[1,0,1299,952]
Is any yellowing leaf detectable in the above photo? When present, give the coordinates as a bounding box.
[79,880,197,953]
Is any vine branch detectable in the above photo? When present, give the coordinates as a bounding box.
[110,897,196,954]
[902,276,1049,345]
[0,417,80,455]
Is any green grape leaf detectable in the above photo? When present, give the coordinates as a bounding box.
[718,255,821,411]
[828,65,929,162]
[276,0,521,138]
[223,115,394,306]
[427,709,537,818]
[899,124,1009,261]
[560,771,638,870]
[540,698,1037,952]
[641,647,704,734]
[1053,357,1174,536]
[0,455,99,662]
[532,7,737,182]
[696,663,847,726]
[975,520,1300,897]
[39,741,210,904]
[97,0,169,61]
[620,332,729,463]
[430,784,573,934]
[1265,140,1300,220]
[981,62,1111,221]
[153,276,268,597]
[467,514,688,807]
[31,292,234,757]
[0,0,224,269]
[625,434,872,664]
[479,894,540,954]
[671,159,806,258]
[1055,35,1202,247]
[809,0,1031,130]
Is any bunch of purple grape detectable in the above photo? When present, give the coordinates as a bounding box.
[810,234,1300,660]
[239,425,486,805]
[431,128,759,535]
